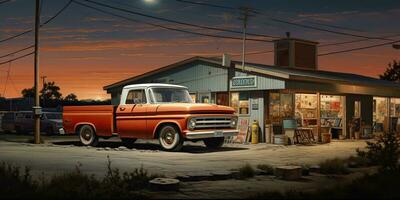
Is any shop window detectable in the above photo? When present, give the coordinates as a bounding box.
[230,92,249,115]
[354,101,361,118]
[239,93,249,115]
[190,93,197,103]
[390,98,400,132]
[320,95,344,128]
[373,97,388,133]
[269,92,293,125]
[295,93,317,127]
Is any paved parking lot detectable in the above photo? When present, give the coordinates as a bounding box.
[0,134,367,179]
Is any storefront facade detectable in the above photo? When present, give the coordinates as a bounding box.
[104,56,400,143]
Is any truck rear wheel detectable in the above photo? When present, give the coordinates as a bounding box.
[203,137,225,149]
[79,125,98,147]
[158,125,183,152]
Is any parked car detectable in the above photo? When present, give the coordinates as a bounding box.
[14,111,65,135]
[63,83,239,151]
[1,112,17,133]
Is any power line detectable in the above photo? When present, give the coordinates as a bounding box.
[319,39,400,56]
[72,0,273,43]
[0,45,34,59]
[82,0,280,40]
[0,0,72,45]
[0,52,34,66]
[0,0,12,5]
[175,0,394,42]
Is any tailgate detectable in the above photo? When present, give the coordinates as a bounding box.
[63,105,115,137]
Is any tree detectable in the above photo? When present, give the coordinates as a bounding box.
[21,87,35,98]
[64,93,78,102]
[21,81,63,107]
[41,81,62,101]
[380,60,400,82]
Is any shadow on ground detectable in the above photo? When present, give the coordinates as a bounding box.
[52,140,249,154]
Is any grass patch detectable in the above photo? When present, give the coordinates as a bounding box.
[252,171,400,199]
[0,156,162,199]
[237,163,255,179]
[319,158,350,175]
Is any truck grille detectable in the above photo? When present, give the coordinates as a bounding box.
[193,117,232,129]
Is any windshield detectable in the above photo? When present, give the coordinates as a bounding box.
[45,113,62,119]
[150,87,193,103]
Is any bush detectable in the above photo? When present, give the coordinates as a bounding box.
[0,156,160,199]
[357,132,400,173]
[256,164,274,175]
[319,158,350,175]
[238,163,255,179]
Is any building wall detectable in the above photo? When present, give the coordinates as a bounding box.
[231,71,285,91]
[108,62,228,105]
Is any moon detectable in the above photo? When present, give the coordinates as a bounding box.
[143,0,157,4]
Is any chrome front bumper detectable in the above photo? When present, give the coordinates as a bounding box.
[185,129,239,139]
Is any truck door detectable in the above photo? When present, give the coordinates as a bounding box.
[116,89,148,139]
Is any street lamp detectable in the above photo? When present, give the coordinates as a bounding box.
[393,44,400,49]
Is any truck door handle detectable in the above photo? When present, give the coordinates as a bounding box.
[120,107,126,111]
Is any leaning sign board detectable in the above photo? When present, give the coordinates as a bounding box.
[230,76,257,88]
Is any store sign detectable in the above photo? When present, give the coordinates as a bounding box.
[231,76,257,88]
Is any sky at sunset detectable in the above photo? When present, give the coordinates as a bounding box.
[1,0,400,100]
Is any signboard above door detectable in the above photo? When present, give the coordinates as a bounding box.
[230,76,257,88]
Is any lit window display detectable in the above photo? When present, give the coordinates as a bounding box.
[320,95,344,128]
[230,92,249,115]
[373,97,388,133]
[390,98,400,132]
[269,92,293,125]
[295,94,318,127]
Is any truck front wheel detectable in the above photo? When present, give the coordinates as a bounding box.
[79,125,98,147]
[158,125,183,152]
[203,137,225,149]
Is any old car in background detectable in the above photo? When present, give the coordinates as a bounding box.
[1,112,17,133]
[14,111,65,135]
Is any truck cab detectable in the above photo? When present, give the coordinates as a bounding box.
[63,84,238,151]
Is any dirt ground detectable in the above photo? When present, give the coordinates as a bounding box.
[0,134,369,199]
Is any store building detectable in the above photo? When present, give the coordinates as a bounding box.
[104,37,400,143]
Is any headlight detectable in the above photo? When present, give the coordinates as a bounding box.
[188,118,196,130]
[230,118,238,128]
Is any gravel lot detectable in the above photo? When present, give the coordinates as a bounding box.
[0,134,367,178]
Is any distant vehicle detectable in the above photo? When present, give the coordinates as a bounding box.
[14,111,65,135]
[1,112,17,133]
[63,84,239,151]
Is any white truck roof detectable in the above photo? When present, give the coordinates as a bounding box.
[122,83,187,90]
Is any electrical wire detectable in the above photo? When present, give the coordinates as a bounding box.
[0,0,72,45]
[72,0,273,43]
[82,0,280,39]
[0,52,34,66]
[0,45,34,59]
[0,0,12,5]
[319,39,400,56]
[175,0,395,42]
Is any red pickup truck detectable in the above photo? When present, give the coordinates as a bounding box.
[63,84,238,151]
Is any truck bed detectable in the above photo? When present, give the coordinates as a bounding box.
[63,105,116,137]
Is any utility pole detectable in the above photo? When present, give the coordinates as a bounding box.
[238,7,254,72]
[33,0,42,144]
[41,75,46,107]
